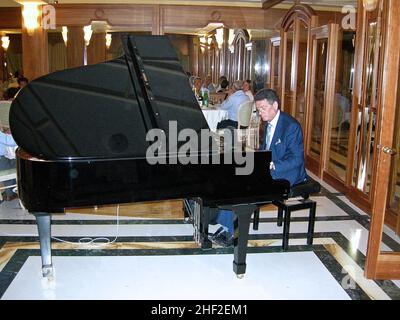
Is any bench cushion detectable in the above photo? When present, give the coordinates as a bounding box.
[289,177,321,198]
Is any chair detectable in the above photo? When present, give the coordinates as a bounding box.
[0,101,12,129]
[237,100,254,128]
[0,168,17,201]
[252,177,321,251]
[246,111,261,150]
[215,100,254,152]
[236,101,254,148]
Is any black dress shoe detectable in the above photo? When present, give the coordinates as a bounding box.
[210,226,225,240]
[4,194,18,201]
[210,230,233,247]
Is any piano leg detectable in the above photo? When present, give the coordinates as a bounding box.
[34,213,53,278]
[199,207,213,250]
[232,204,257,278]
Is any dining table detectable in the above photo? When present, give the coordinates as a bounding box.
[200,104,229,131]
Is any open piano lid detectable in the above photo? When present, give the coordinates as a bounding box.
[9,35,209,159]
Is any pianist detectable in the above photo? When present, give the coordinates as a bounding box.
[211,88,307,247]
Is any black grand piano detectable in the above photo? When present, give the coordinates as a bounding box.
[10,35,289,279]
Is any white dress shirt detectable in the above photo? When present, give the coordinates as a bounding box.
[219,90,250,122]
[267,110,280,145]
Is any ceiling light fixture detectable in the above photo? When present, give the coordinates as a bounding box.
[83,25,93,46]
[22,2,40,34]
[61,26,68,45]
[1,36,10,51]
[215,28,224,49]
[362,0,378,12]
[105,33,112,49]
[228,29,235,54]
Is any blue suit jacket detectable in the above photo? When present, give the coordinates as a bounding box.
[261,111,307,186]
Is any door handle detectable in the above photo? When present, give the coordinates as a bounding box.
[382,147,397,155]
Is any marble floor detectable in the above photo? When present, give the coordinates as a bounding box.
[0,174,399,300]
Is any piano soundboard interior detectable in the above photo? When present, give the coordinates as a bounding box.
[66,199,184,219]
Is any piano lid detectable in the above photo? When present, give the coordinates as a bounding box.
[9,35,209,159]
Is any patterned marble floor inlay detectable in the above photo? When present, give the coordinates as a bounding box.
[0,175,399,300]
[3,252,352,300]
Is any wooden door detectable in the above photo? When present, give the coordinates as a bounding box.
[365,0,400,280]
[346,1,384,212]
[386,65,400,235]
[306,24,338,177]
[278,4,317,151]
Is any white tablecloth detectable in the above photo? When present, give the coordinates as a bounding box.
[201,108,229,131]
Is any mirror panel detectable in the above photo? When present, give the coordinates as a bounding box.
[309,37,328,159]
[295,21,309,127]
[272,43,280,89]
[353,14,381,195]
[327,31,355,181]
[284,24,294,113]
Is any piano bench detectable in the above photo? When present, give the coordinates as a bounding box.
[253,177,321,251]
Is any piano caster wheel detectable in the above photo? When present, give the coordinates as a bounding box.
[42,265,54,279]
[236,274,245,279]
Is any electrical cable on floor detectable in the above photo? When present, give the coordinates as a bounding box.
[0,204,121,248]
[51,205,120,247]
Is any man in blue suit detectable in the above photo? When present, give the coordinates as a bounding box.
[211,88,307,247]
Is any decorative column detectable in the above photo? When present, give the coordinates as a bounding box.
[66,26,85,68]
[21,4,48,81]
[87,32,106,65]
[189,36,199,76]
[0,43,5,81]
[152,5,163,35]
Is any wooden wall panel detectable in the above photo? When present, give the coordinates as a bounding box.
[8,34,22,54]
[0,7,21,29]
[0,4,345,32]
[54,4,153,29]
[163,5,285,31]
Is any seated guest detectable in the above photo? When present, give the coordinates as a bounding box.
[4,87,19,100]
[17,77,28,89]
[243,79,254,101]
[216,79,229,94]
[215,75,227,93]
[193,76,202,94]
[189,75,196,87]
[0,130,18,201]
[6,70,24,90]
[204,75,215,94]
[216,80,249,130]
[211,89,307,247]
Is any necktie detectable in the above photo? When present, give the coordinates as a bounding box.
[265,122,273,150]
